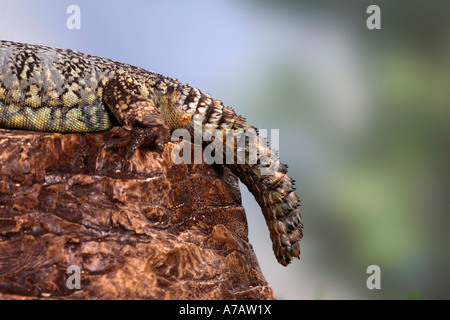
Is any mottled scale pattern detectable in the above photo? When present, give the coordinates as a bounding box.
[0,40,303,266]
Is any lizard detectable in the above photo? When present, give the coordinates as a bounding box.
[0,40,303,266]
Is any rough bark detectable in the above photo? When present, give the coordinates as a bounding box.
[0,128,274,300]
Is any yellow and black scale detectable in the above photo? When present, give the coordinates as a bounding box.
[0,40,303,266]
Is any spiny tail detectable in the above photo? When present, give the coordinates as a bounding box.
[166,87,304,266]
[223,118,303,266]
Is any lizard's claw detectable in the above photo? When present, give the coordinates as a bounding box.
[153,126,171,153]
[102,126,133,153]
[103,125,170,163]
[97,124,170,172]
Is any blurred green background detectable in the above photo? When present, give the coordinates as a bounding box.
[1,0,448,299]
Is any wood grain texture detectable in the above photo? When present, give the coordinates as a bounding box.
[0,128,273,300]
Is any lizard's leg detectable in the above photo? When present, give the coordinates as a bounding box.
[102,75,171,161]
[104,123,169,158]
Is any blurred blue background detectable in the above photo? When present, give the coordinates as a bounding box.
[1,0,448,299]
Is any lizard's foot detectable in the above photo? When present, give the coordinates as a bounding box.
[101,75,172,170]
[103,125,133,152]
[103,124,171,168]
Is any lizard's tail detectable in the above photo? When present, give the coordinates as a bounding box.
[212,106,303,266]
[176,90,304,266]
[226,129,303,266]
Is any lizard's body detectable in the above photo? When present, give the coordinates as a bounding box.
[0,40,303,266]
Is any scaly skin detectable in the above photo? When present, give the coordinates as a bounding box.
[0,40,303,266]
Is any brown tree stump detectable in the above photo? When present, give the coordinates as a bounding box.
[0,128,274,300]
